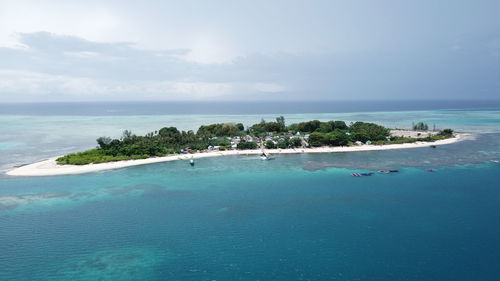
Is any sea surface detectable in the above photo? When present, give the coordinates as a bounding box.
[0,101,499,280]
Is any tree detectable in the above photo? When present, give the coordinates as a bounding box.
[308,132,327,147]
[159,127,180,137]
[250,121,284,133]
[276,116,285,131]
[439,129,453,136]
[287,123,299,133]
[236,123,245,131]
[265,140,276,149]
[96,137,112,149]
[413,122,429,131]
[349,121,390,142]
[264,122,283,132]
[237,142,258,150]
[317,122,333,133]
[332,121,347,130]
[208,137,230,146]
[277,140,289,149]
[290,137,302,147]
[297,120,321,132]
[122,130,133,139]
[327,131,349,146]
[107,139,122,156]
[196,123,241,137]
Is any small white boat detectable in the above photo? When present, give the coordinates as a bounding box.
[189,159,195,166]
[259,143,272,160]
[260,146,274,159]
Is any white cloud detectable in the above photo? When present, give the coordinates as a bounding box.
[0,69,237,101]
[0,20,499,102]
[254,82,286,93]
[0,33,301,101]
[63,51,101,58]
[0,1,124,47]
[182,31,239,64]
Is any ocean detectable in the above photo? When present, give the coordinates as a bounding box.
[0,101,499,280]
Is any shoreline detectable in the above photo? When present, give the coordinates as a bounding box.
[6,133,469,177]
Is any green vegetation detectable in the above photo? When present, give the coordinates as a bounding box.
[373,128,454,145]
[197,123,244,137]
[440,128,454,135]
[237,142,258,150]
[265,140,277,149]
[56,149,150,165]
[249,117,286,135]
[413,122,429,131]
[56,117,454,165]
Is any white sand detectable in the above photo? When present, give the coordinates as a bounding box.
[6,133,469,177]
[390,129,439,138]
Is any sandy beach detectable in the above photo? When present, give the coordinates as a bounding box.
[6,133,469,177]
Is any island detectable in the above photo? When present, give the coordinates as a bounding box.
[7,118,463,176]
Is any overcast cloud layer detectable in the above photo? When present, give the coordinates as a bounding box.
[0,0,499,102]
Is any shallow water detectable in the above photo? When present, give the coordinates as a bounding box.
[0,104,499,280]
[1,160,499,280]
[1,108,500,173]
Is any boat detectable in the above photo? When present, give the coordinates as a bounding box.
[352,172,374,177]
[260,153,273,160]
[260,143,273,160]
[430,145,437,148]
[491,160,500,163]
[189,159,195,166]
[426,169,437,172]
[378,169,399,174]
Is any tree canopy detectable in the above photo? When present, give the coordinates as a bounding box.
[56,117,452,165]
[413,122,429,131]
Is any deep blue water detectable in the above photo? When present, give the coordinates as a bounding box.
[0,103,499,280]
[1,159,499,280]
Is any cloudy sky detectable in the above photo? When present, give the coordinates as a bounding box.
[0,0,499,102]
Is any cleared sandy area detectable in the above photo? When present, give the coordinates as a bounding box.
[6,133,469,177]
[390,129,439,138]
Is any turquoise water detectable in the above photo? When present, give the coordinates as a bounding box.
[1,109,500,172]
[0,105,499,280]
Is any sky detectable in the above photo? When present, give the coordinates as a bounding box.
[0,0,499,102]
